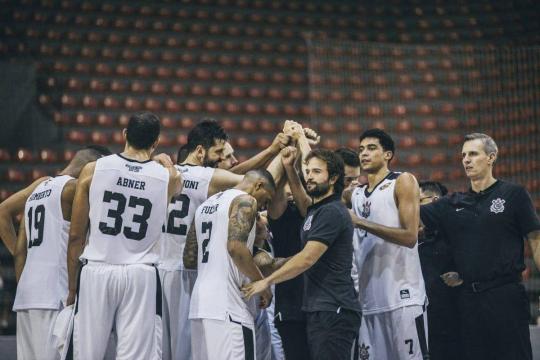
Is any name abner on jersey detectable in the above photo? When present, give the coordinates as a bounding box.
[116,176,146,190]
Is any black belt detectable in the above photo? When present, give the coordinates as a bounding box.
[465,274,521,293]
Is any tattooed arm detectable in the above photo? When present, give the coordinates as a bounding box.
[227,195,265,281]
[183,219,198,269]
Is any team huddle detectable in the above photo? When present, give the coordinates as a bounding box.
[2,112,539,360]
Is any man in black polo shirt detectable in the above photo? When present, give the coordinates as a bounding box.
[243,148,361,360]
[421,133,540,360]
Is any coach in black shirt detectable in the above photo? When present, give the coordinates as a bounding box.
[244,148,361,360]
[421,133,540,360]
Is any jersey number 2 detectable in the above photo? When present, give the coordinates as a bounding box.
[165,194,190,235]
[99,191,152,241]
[201,221,213,263]
[27,205,45,248]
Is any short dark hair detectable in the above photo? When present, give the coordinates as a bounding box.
[126,112,161,150]
[247,169,277,192]
[84,145,112,157]
[185,118,228,153]
[334,147,360,168]
[305,149,345,196]
[359,128,395,161]
[419,181,448,196]
[176,144,189,164]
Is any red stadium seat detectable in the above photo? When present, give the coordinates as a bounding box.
[6,168,26,182]
[96,114,114,127]
[90,131,109,145]
[75,113,93,126]
[66,130,88,144]
[14,149,34,165]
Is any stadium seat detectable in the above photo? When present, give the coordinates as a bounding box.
[16,148,34,163]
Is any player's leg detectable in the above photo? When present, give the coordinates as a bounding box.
[227,316,256,360]
[115,264,161,360]
[159,269,173,360]
[17,310,36,360]
[390,305,429,360]
[173,268,197,360]
[255,309,272,360]
[73,263,117,360]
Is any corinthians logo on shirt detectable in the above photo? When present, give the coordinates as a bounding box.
[303,215,313,231]
[361,201,371,218]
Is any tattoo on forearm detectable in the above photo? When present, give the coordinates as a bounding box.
[183,220,198,268]
[228,196,256,244]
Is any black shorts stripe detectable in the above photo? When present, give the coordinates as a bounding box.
[242,325,255,360]
[415,310,430,360]
[154,266,162,317]
[66,261,85,360]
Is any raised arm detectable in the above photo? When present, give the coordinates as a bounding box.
[66,163,95,305]
[349,172,420,248]
[208,169,244,196]
[0,176,49,254]
[183,219,198,269]
[230,133,290,174]
[281,147,311,217]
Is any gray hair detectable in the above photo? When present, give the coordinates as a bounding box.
[464,133,498,156]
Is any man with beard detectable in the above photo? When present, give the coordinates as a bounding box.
[243,148,361,360]
[159,119,289,360]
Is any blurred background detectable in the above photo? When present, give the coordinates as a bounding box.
[0,0,539,337]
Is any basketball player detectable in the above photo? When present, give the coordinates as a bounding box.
[184,170,276,360]
[0,148,98,254]
[347,129,427,359]
[334,147,361,190]
[159,119,289,360]
[66,112,182,360]
[4,146,111,360]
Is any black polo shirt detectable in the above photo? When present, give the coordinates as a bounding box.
[300,194,361,313]
[420,180,540,283]
[268,202,305,321]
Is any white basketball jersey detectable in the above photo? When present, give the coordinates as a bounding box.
[351,172,426,315]
[189,189,257,324]
[81,154,169,264]
[158,164,214,270]
[14,175,73,311]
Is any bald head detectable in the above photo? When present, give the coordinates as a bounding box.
[66,145,112,178]
[238,169,276,211]
[244,169,276,192]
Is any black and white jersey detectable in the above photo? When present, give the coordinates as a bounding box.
[81,154,169,264]
[189,189,257,325]
[158,164,214,271]
[14,175,73,310]
[351,172,426,315]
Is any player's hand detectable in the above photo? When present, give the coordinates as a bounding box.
[283,120,303,141]
[281,146,298,168]
[270,133,291,154]
[440,272,463,287]
[152,153,174,167]
[66,290,76,306]
[241,278,270,300]
[303,128,320,145]
[259,288,273,309]
[348,209,365,229]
